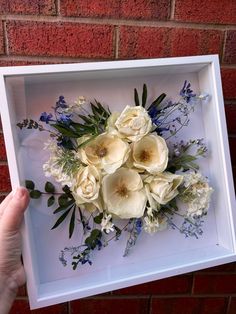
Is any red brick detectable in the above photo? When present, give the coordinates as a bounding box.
[226,105,236,135]
[229,137,236,166]
[193,274,236,294]
[0,0,56,15]
[119,26,222,59]
[174,0,236,25]
[0,164,11,192]
[170,28,223,57]
[61,0,170,20]
[0,134,6,160]
[119,26,170,59]
[229,297,236,314]
[9,300,68,314]
[0,194,6,203]
[221,68,236,100]
[114,275,192,295]
[7,21,114,59]
[151,297,228,314]
[223,31,236,64]
[70,298,149,314]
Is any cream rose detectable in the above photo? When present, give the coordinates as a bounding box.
[132,134,168,174]
[145,172,183,207]
[78,133,130,174]
[110,105,152,142]
[72,165,101,209]
[102,168,147,219]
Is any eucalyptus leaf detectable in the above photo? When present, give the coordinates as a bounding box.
[25,180,35,190]
[53,200,75,214]
[45,181,55,193]
[47,195,55,207]
[58,194,69,206]
[30,190,42,199]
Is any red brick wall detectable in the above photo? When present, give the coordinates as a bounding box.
[0,0,235,313]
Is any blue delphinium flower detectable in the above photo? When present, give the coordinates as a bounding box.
[58,113,72,125]
[56,95,67,109]
[179,80,196,103]
[135,218,143,235]
[39,112,53,124]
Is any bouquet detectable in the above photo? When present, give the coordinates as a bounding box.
[17,81,213,269]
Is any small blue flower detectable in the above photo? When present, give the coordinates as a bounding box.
[58,113,72,124]
[56,95,67,109]
[179,80,196,103]
[135,218,143,235]
[39,112,53,124]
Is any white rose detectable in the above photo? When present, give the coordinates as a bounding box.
[145,172,183,207]
[78,133,130,174]
[113,105,152,142]
[132,134,168,174]
[72,165,101,209]
[102,168,147,219]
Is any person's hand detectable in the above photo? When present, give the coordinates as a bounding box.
[0,187,29,314]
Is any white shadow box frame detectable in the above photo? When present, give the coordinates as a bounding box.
[0,55,235,309]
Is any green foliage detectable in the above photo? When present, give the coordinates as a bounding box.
[142,84,147,107]
[51,208,72,230]
[147,93,166,110]
[47,195,55,207]
[45,181,55,193]
[93,213,104,224]
[17,119,44,131]
[53,200,75,214]
[85,229,102,250]
[30,190,42,199]
[25,180,35,190]
[134,88,140,106]
[69,207,76,238]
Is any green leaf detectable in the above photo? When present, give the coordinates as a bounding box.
[30,190,42,199]
[85,229,102,250]
[53,200,75,214]
[51,208,71,230]
[77,134,98,149]
[94,213,103,224]
[25,180,35,190]
[134,88,140,106]
[45,181,55,193]
[142,84,147,107]
[47,195,55,207]
[62,185,71,194]
[148,93,166,110]
[69,207,76,238]
[58,194,69,206]
[51,124,79,138]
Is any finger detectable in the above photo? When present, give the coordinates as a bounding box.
[0,191,14,217]
[0,187,29,233]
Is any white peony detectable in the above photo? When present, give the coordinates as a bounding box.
[108,105,152,142]
[132,134,169,174]
[102,168,147,219]
[71,165,101,209]
[145,172,183,207]
[78,133,130,174]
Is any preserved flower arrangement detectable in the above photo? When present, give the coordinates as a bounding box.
[17,81,213,269]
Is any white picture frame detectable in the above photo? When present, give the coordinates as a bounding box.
[0,55,235,309]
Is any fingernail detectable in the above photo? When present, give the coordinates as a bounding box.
[13,188,25,199]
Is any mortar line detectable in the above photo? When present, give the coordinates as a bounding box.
[0,14,236,31]
[221,29,228,63]
[2,20,9,55]
[55,0,60,16]
[226,296,232,314]
[170,0,176,20]
[115,25,120,59]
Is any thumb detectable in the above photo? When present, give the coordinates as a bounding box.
[0,187,29,233]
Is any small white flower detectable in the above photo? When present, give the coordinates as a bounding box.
[180,172,213,217]
[132,134,169,174]
[101,213,115,233]
[108,105,152,142]
[78,133,130,174]
[102,167,147,219]
[144,215,167,234]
